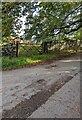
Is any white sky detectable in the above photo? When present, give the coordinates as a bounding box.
[19,16,26,36]
[19,10,38,37]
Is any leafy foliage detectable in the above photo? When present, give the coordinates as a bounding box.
[2,2,22,38]
[2,2,82,42]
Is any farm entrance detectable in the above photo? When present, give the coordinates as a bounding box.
[1,39,81,58]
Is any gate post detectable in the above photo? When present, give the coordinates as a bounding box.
[16,41,19,57]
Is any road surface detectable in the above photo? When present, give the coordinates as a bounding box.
[0,54,81,119]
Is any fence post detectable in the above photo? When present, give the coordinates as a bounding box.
[16,41,19,57]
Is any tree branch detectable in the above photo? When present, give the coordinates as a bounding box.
[56,19,82,30]
[66,24,82,34]
[61,4,82,25]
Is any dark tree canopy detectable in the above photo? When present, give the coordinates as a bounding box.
[2,2,82,41]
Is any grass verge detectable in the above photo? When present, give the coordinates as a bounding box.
[1,50,75,70]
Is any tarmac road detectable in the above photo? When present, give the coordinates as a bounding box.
[1,54,81,118]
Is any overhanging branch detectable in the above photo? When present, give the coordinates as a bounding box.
[66,24,82,34]
[61,4,82,25]
[56,19,82,30]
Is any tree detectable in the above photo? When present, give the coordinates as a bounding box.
[23,2,82,41]
[2,2,82,42]
[2,2,22,39]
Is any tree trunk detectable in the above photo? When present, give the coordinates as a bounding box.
[42,42,48,53]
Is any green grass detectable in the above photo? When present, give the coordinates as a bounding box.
[1,41,81,70]
[1,50,72,70]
